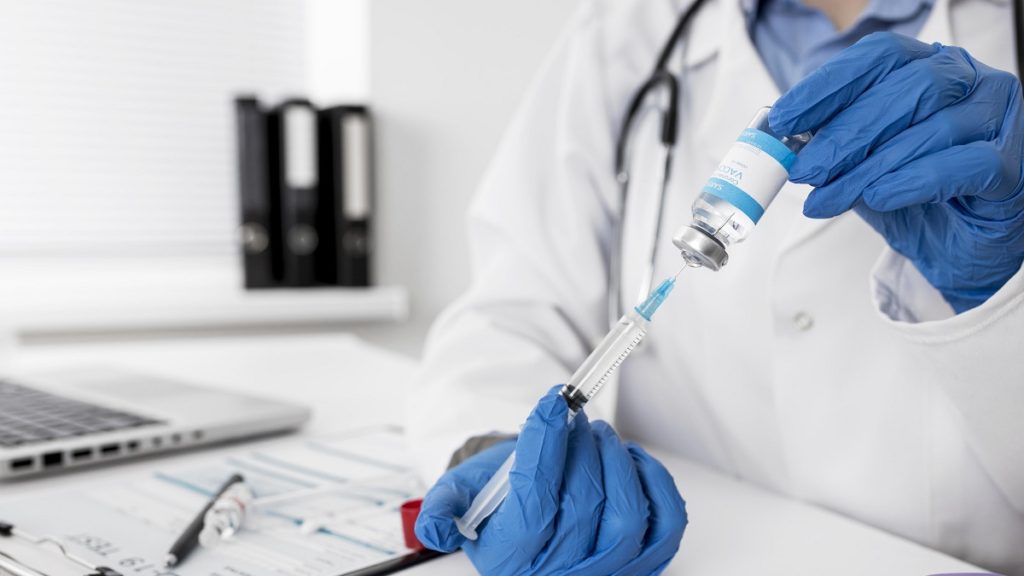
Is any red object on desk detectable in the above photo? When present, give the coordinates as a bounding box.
[400,499,425,551]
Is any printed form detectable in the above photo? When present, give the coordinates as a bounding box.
[0,428,427,576]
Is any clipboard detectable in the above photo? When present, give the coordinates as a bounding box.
[0,523,123,576]
[0,524,442,576]
[0,428,443,576]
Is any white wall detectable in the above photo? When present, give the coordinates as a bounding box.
[307,0,369,103]
[368,0,581,350]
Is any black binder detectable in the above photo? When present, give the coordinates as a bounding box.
[317,106,373,287]
[267,99,320,287]
[234,97,275,288]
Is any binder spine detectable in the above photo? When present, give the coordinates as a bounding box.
[235,97,275,288]
[268,100,320,287]
[317,106,374,287]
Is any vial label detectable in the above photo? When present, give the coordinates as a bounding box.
[701,128,796,223]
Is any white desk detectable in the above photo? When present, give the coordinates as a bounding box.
[3,334,984,575]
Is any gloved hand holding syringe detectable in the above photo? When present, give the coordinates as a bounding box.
[447,105,814,541]
[453,269,684,540]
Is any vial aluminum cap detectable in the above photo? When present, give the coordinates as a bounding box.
[673,225,729,271]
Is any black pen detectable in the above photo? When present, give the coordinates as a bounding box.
[164,473,245,567]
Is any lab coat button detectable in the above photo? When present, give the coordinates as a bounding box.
[792,312,814,332]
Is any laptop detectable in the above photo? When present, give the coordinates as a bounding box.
[0,367,310,479]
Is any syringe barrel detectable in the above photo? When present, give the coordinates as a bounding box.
[454,451,516,540]
[562,309,649,413]
[455,309,651,541]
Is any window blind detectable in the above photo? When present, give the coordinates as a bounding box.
[0,0,309,257]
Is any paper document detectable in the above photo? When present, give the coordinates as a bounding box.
[0,427,426,576]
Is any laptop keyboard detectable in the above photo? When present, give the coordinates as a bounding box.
[0,380,163,448]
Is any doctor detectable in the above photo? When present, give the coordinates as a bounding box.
[409,0,1024,574]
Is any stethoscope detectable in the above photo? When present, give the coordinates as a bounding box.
[609,0,1024,324]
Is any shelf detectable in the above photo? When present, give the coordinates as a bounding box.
[0,257,409,337]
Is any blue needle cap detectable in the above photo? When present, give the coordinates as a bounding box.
[633,277,676,321]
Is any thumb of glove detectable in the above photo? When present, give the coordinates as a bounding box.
[414,439,516,551]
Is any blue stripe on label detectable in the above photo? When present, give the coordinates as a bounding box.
[703,177,765,223]
[738,128,796,170]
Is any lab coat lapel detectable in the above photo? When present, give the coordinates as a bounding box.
[677,0,724,70]
[692,0,779,161]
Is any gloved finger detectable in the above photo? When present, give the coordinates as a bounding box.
[852,202,925,255]
[853,201,995,312]
[527,412,605,572]
[612,443,687,576]
[790,45,977,186]
[415,439,516,552]
[470,385,570,562]
[852,202,893,241]
[770,32,939,136]
[860,141,1012,213]
[803,100,1003,218]
[570,421,649,575]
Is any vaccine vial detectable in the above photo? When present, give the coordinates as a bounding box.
[198,483,255,547]
[673,106,812,270]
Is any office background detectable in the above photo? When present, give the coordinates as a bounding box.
[0,0,580,357]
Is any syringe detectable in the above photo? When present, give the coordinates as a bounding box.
[454,272,682,540]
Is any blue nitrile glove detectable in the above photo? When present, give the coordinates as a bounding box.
[769,32,1024,313]
[415,386,687,576]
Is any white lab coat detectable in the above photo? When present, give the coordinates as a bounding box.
[407,0,1024,573]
